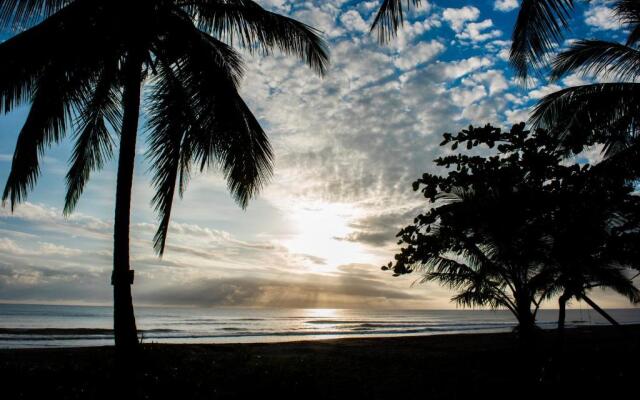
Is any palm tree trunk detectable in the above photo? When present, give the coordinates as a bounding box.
[548,292,571,385]
[515,294,537,341]
[557,292,571,332]
[579,294,620,326]
[112,50,143,355]
[513,293,540,389]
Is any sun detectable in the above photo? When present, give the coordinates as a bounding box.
[282,201,375,272]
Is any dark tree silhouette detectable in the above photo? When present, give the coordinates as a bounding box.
[509,0,576,79]
[531,40,640,161]
[386,123,558,337]
[385,123,640,337]
[0,0,329,356]
[537,165,640,331]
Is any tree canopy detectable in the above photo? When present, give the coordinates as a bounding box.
[385,123,640,330]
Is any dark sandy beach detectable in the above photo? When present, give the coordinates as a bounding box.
[1,325,639,399]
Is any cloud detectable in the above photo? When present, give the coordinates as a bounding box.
[136,264,428,308]
[387,14,442,51]
[505,107,530,125]
[456,19,502,42]
[584,3,620,31]
[0,261,110,303]
[450,84,487,107]
[441,6,502,43]
[292,2,344,38]
[393,40,445,70]
[494,0,519,12]
[339,10,369,33]
[433,56,494,79]
[528,83,562,99]
[336,206,424,247]
[464,69,510,95]
[442,6,480,32]
[563,72,591,87]
[261,0,290,12]
[0,238,28,255]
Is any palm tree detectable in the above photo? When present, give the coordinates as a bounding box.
[541,173,640,331]
[0,0,329,355]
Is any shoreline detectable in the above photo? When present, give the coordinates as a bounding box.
[1,321,635,349]
[2,325,639,399]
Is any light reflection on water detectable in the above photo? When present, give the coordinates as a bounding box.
[0,304,639,348]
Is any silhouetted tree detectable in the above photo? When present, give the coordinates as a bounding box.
[537,167,640,331]
[386,123,559,337]
[0,0,328,356]
[530,35,640,163]
[385,123,640,337]
[509,0,577,79]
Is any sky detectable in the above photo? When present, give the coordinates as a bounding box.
[0,0,636,309]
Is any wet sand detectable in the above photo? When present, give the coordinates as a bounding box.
[1,325,639,399]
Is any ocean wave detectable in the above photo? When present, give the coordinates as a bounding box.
[0,328,175,336]
[0,325,515,342]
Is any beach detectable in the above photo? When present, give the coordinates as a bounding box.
[1,325,638,399]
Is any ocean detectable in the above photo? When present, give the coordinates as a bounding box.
[1,303,639,348]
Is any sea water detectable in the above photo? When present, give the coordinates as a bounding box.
[1,303,639,348]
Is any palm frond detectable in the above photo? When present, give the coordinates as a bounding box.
[180,0,329,76]
[550,40,640,81]
[157,7,245,87]
[370,0,422,43]
[591,139,640,179]
[0,0,114,115]
[148,15,273,252]
[0,0,74,29]
[588,266,640,303]
[510,0,575,79]
[531,83,640,156]
[0,4,69,114]
[196,85,273,208]
[2,66,82,209]
[450,281,512,310]
[2,0,124,210]
[420,256,476,286]
[146,62,191,255]
[626,24,640,46]
[64,64,121,215]
[614,0,640,45]
[168,27,273,209]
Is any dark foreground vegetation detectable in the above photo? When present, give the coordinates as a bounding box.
[2,325,639,400]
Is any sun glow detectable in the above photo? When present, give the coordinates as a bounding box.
[304,308,340,319]
[282,201,374,271]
